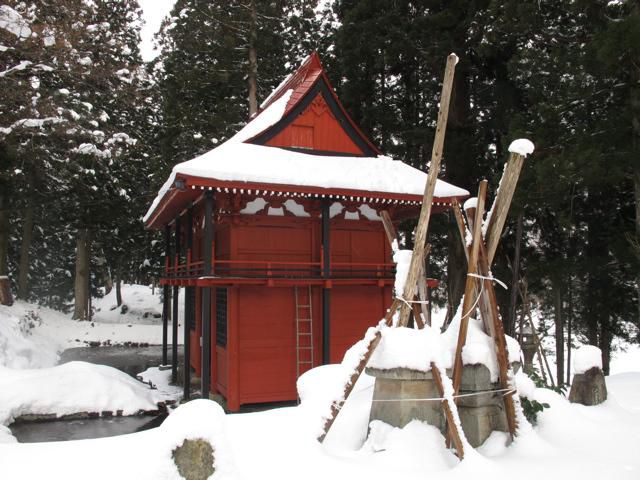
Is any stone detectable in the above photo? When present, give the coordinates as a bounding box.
[366,363,517,448]
[172,438,215,480]
[569,366,607,406]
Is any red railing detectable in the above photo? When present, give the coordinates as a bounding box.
[165,257,395,280]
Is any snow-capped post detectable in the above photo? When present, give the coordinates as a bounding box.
[569,346,607,406]
[484,139,534,265]
[397,53,458,327]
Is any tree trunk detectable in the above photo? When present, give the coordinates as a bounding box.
[0,186,9,277]
[446,212,467,323]
[598,318,611,376]
[115,270,123,307]
[566,278,573,383]
[73,228,90,320]
[17,193,35,299]
[507,213,523,336]
[554,283,564,386]
[248,0,258,117]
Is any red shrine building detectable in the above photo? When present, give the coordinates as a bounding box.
[144,53,468,411]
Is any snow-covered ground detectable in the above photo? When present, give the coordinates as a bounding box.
[0,288,639,479]
[0,366,638,479]
[0,284,182,369]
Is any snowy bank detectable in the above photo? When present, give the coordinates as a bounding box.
[0,284,182,371]
[0,400,238,480]
[0,361,166,428]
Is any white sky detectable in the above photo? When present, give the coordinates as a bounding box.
[138,0,177,62]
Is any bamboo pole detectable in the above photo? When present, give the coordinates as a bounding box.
[484,151,527,265]
[431,362,465,459]
[397,53,458,327]
[475,242,518,435]
[380,210,398,249]
[451,181,488,393]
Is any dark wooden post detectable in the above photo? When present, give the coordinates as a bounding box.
[183,207,194,400]
[162,224,171,366]
[201,191,214,398]
[172,216,181,383]
[321,199,331,365]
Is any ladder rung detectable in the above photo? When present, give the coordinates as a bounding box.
[298,332,312,336]
[297,304,311,308]
[298,346,313,350]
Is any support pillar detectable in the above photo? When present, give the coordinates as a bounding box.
[172,217,181,384]
[183,207,194,400]
[201,191,214,397]
[162,224,171,366]
[322,200,331,364]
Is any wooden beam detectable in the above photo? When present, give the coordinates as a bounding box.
[412,298,425,329]
[465,203,496,339]
[431,362,465,459]
[484,151,526,265]
[476,242,518,436]
[451,180,487,394]
[398,53,458,326]
[451,200,469,263]
[380,210,398,248]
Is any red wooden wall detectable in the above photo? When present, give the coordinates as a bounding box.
[266,93,364,155]
[190,207,393,410]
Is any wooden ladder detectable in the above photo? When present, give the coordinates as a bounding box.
[294,286,314,379]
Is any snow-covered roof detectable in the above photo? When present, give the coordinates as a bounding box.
[144,140,468,224]
[144,52,469,227]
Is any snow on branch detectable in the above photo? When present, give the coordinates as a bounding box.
[0,5,31,39]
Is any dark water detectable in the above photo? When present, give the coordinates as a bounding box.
[10,346,181,443]
[59,345,183,377]
[10,415,165,443]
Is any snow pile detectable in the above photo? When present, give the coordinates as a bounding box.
[0,361,164,426]
[363,420,458,472]
[0,305,60,369]
[138,366,183,402]
[368,314,521,382]
[573,345,603,374]
[508,139,535,157]
[93,284,164,325]
[158,400,237,479]
[369,325,449,371]
[297,327,378,446]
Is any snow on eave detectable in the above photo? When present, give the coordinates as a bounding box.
[143,142,469,227]
[227,89,293,144]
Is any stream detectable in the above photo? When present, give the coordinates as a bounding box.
[10,345,183,443]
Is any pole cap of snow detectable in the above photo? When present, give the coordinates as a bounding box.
[508,139,535,157]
